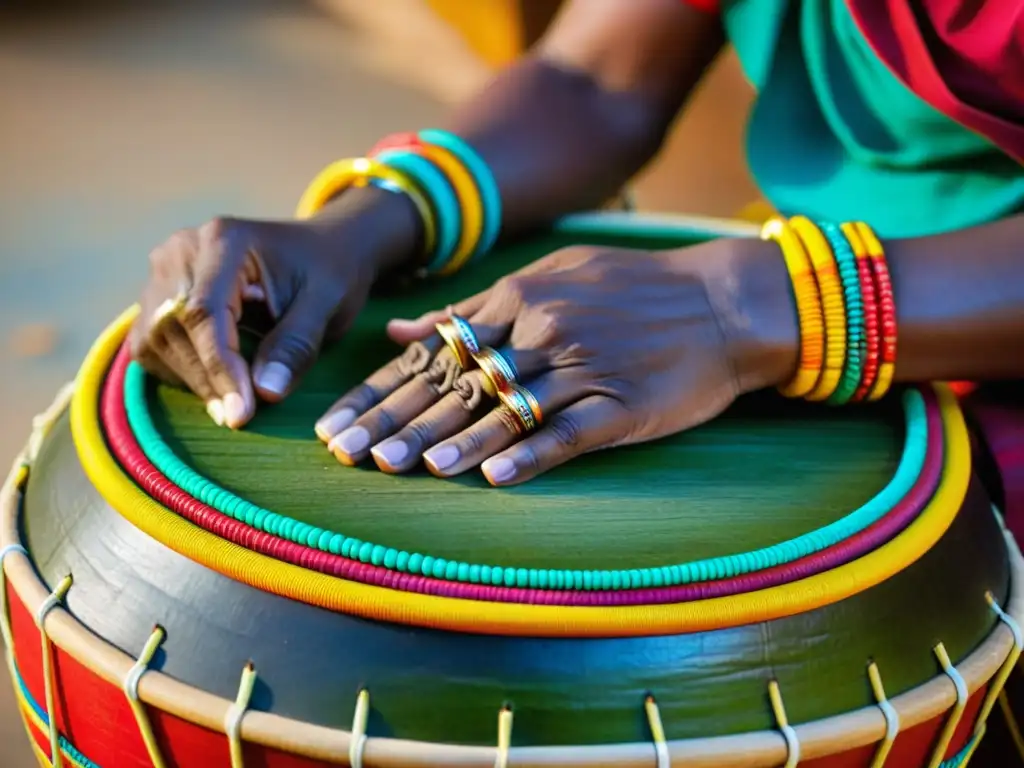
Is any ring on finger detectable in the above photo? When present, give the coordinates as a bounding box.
[151,293,187,330]
[436,314,479,369]
[473,346,517,396]
[497,383,542,433]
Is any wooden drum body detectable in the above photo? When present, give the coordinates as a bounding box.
[2,213,1023,767]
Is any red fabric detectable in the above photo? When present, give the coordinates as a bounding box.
[847,1,1024,162]
[681,0,720,14]
[963,392,1024,543]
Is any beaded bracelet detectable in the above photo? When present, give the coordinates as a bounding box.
[841,223,882,401]
[761,217,824,398]
[788,216,847,402]
[373,149,462,274]
[294,157,437,259]
[854,222,898,401]
[369,137,484,276]
[818,221,864,405]
[418,129,503,260]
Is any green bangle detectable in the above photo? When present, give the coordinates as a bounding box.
[820,220,864,405]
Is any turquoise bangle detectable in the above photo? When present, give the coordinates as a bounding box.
[375,149,461,274]
[820,220,865,405]
[418,128,502,260]
[125,360,930,592]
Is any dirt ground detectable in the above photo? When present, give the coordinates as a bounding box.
[0,2,754,763]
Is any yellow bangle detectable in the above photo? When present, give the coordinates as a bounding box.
[293,157,437,258]
[789,216,847,402]
[408,144,484,275]
[761,217,824,398]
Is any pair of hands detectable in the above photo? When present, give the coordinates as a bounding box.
[131,210,794,486]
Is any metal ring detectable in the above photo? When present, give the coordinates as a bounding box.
[449,314,480,356]
[497,383,541,432]
[473,347,517,396]
[435,320,474,369]
[150,291,188,331]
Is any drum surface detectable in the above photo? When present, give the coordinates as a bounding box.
[3,214,1020,767]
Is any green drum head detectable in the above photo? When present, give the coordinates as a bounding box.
[147,228,901,573]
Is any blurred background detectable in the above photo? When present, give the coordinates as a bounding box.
[0,1,755,763]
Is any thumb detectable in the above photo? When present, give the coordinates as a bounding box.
[251,297,331,402]
[386,288,491,346]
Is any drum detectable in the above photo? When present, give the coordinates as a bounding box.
[2,212,1023,768]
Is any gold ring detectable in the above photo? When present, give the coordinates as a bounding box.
[150,293,187,331]
[497,383,542,433]
[474,347,517,396]
[435,315,479,369]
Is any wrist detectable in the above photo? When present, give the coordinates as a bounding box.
[307,184,423,277]
[702,236,800,393]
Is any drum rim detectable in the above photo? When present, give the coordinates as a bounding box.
[2,396,1021,765]
[1,212,1019,765]
[65,256,970,637]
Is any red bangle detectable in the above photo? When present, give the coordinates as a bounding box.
[855,222,897,401]
[368,131,422,156]
[841,223,880,402]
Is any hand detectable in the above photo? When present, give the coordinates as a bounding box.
[129,187,418,429]
[314,238,798,485]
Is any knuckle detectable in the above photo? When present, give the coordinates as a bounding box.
[272,332,319,365]
[548,412,584,448]
[459,426,488,456]
[515,443,542,473]
[369,406,398,436]
[402,419,437,450]
[198,216,237,244]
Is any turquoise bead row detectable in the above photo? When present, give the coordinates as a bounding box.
[125,361,929,591]
[820,220,865,405]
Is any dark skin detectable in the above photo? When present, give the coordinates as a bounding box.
[130,0,1024,485]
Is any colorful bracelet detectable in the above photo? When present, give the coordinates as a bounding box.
[841,223,882,401]
[370,138,484,276]
[854,222,898,401]
[418,129,502,260]
[788,216,847,402]
[761,217,824,398]
[818,221,864,405]
[373,149,462,274]
[294,157,437,259]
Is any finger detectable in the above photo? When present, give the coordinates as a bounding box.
[386,288,490,345]
[480,395,629,486]
[129,316,185,388]
[150,321,220,415]
[368,344,552,473]
[327,344,464,466]
[251,290,334,402]
[314,335,443,443]
[421,367,585,477]
[181,307,256,428]
[178,219,251,405]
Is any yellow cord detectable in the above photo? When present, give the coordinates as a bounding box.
[122,626,168,768]
[225,662,257,768]
[494,705,513,768]
[35,575,72,768]
[72,306,971,637]
[927,643,968,768]
[867,661,899,768]
[768,680,800,768]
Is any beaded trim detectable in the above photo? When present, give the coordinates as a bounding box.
[117,348,935,595]
[105,343,947,606]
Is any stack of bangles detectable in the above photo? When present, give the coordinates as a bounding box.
[762,216,898,404]
[436,314,542,436]
[294,129,502,276]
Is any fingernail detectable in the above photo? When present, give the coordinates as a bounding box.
[222,392,247,428]
[315,408,357,442]
[423,444,460,474]
[371,439,409,468]
[255,362,292,396]
[329,426,371,457]
[482,457,516,484]
[206,399,225,426]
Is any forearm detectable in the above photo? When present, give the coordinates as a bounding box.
[887,215,1024,382]
[315,1,723,273]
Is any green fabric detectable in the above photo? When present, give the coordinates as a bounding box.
[152,223,901,573]
[723,0,1024,238]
